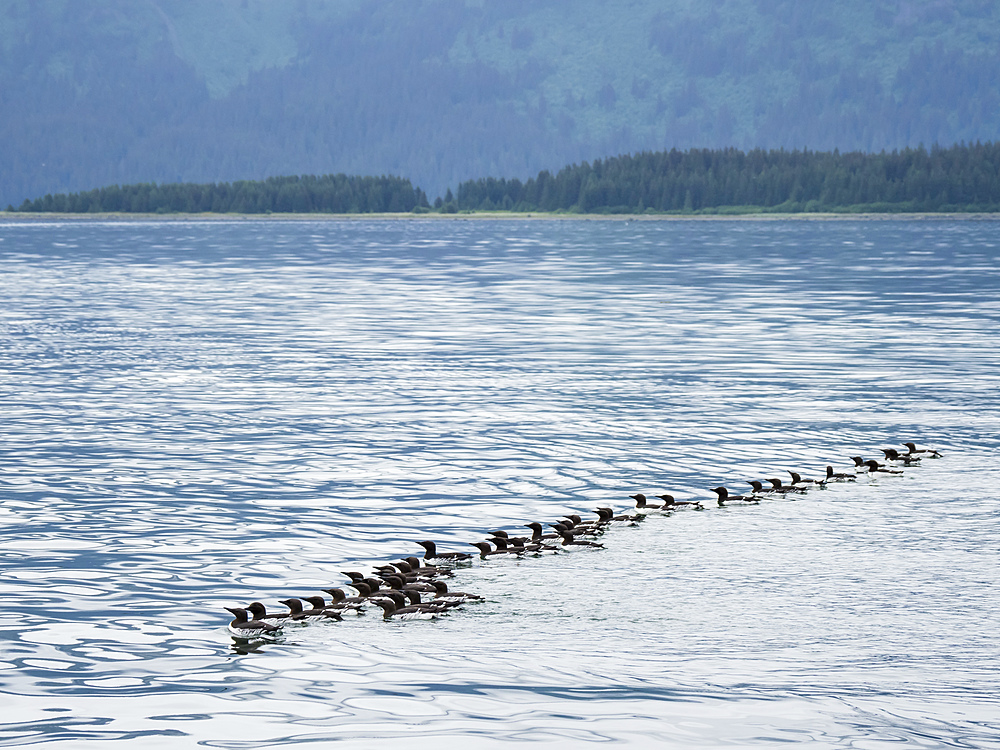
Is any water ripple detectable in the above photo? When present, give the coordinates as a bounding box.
[0,219,999,746]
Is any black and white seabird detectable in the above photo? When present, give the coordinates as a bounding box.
[347,581,372,597]
[595,507,643,522]
[852,456,884,469]
[864,459,903,475]
[246,601,289,626]
[431,580,485,603]
[469,540,510,557]
[401,556,454,577]
[572,510,612,527]
[824,465,856,482]
[767,478,807,494]
[356,579,411,608]
[524,522,561,541]
[562,514,606,531]
[488,532,546,552]
[655,494,704,510]
[397,588,456,613]
[225,607,282,638]
[630,493,668,512]
[558,530,604,549]
[278,598,341,622]
[551,520,600,537]
[301,596,345,621]
[381,574,437,593]
[787,471,820,486]
[903,442,942,458]
[321,588,367,614]
[711,487,758,505]
[375,598,440,620]
[417,540,472,561]
[375,565,427,585]
[882,448,920,464]
[506,536,555,553]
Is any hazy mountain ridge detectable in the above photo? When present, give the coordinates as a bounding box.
[3,0,999,206]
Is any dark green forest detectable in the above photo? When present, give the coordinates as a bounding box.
[14,175,427,215]
[3,0,1000,208]
[454,143,1000,213]
[14,143,1000,215]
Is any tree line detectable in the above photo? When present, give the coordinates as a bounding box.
[11,143,1000,215]
[453,142,1000,214]
[14,175,429,215]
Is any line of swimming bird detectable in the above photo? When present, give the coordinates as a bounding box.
[225,440,942,639]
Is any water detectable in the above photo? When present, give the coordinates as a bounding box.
[0,217,998,748]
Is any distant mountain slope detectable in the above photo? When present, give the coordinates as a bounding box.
[2,0,999,206]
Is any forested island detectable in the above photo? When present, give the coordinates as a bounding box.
[10,143,1000,216]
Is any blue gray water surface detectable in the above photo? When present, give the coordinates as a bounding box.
[0,218,998,748]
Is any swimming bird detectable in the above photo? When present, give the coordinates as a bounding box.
[346,581,372,597]
[469,541,508,557]
[374,564,426,584]
[824,465,856,482]
[787,470,820,486]
[301,596,345,621]
[356,579,412,608]
[630,493,668,511]
[431,580,485,603]
[553,518,600,536]
[320,588,367,614]
[381,574,437,593]
[524,522,561,541]
[654,495,704,510]
[595,507,643,522]
[272,599,313,622]
[851,456,884,469]
[864,459,903,475]
[903,442,942,458]
[278,598,341,622]
[768,478,806,494]
[556,517,597,535]
[397,588,456,613]
[505,536,555,554]
[363,577,396,596]
[390,560,436,578]
[558,530,604,549]
[549,522,597,539]
[245,601,289,626]
[488,531,547,551]
[417,540,472,561]
[375,598,440,620]
[882,448,920,464]
[563,513,607,530]
[572,510,612,527]
[400,556,454,577]
[225,607,281,638]
[711,487,758,505]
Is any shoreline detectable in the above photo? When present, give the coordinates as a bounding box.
[2,210,999,222]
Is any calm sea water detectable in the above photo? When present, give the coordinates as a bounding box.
[1,217,998,748]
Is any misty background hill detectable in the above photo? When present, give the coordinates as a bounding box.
[3,0,999,207]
